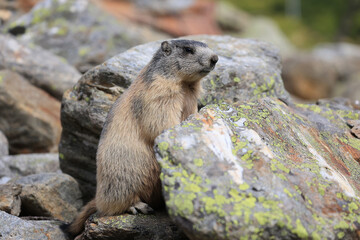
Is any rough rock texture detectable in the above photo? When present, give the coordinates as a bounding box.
[80,212,188,240]
[0,184,22,216]
[15,173,82,222]
[0,70,61,154]
[0,210,68,240]
[0,131,8,157]
[347,119,360,139]
[6,0,167,73]
[0,34,80,99]
[59,35,289,199]
[0,153,61,179]
[155,99,360,240]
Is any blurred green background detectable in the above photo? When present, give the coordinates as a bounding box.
[224,0,360,48]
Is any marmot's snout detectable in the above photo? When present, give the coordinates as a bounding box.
[210,55,218,68]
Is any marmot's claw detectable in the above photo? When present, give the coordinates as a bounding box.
[134,201,154,214]
[127,206,139,215]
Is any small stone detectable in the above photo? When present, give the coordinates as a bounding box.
[0,184,22,216]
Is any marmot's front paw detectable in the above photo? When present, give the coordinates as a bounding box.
[127,201,154,215]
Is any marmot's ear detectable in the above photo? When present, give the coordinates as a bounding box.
[161,41,172,56]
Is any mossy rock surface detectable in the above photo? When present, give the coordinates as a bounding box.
[155,98,360,240]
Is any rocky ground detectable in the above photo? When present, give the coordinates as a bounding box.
[0,0,360,239]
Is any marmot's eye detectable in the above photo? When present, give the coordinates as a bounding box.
[184,47,195,54]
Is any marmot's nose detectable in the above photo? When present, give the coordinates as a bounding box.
[210,55,218,67]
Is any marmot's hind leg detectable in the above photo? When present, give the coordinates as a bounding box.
[127,201,154,214]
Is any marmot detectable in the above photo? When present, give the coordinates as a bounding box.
[65,39,218,237]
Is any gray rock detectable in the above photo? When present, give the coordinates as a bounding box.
[81,212,188,240]
[5,0,168,73]
[134,0,194,15]
[0,70,61,154]
[0,210,68,240]
[0,153,61,178]
[155,99,360,240]
[0,184,21,216]
[0,34,80,100]
[0,131,8,157]
[59,35,290,199]
[15,173,82,222]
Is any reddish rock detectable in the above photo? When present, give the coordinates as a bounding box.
[96,0,221,37]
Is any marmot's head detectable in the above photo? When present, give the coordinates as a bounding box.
[146,39,218,83]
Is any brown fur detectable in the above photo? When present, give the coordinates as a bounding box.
[65,199,96,237]
[65,39,217,238]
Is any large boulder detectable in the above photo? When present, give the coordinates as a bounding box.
[0,210,68,240]
[0,34,80,99]
[80,212,188,240]
[0,70,61,154]
[5,0,168,73]
[0,153,60,179]
[15,173,82,222]
[155,99,360,239]
[59,35,290,199]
